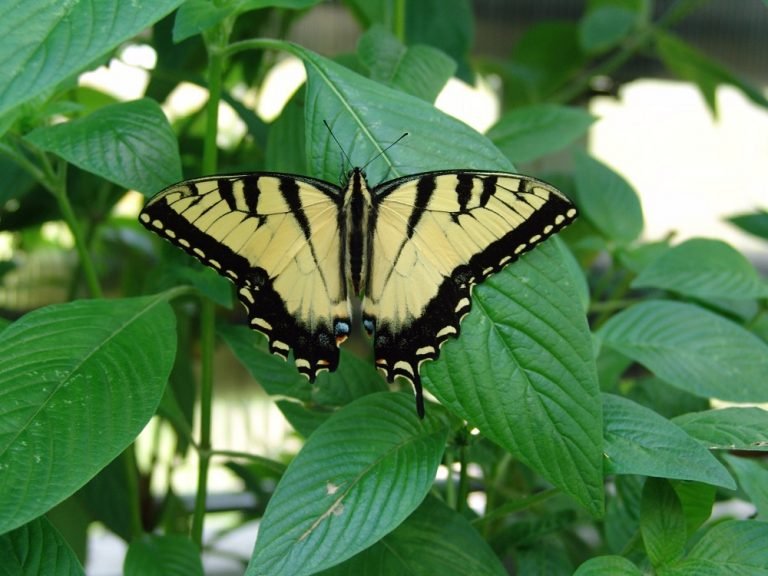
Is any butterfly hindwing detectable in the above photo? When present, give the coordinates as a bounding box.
[139,173,349,380]
[364,171,578,405]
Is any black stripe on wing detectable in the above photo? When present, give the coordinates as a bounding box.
[140,174,343,382]
[368,171,578,417]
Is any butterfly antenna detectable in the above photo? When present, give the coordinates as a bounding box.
[323,120,353,181]
[361,132,409,173]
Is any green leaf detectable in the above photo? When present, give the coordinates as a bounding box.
[424,241,604,515]
[674,407,768,451]
[598,300,768,402]
[317,495,506,575]
[573,151,643,244]
[664,520,768,575]
[124,534,203,576]
[218,323,388,407]
[246,392,449,576]
[655,31,768,117]
[723,454,768,520]
[290,45,601,512]
[574,555,643,575]
[265,88,307,174]
[728,210,768,241]
[357,26,456,102]
[25,99,182,195]
[405,0,473,81]
[640,478,686,568]
[672,481,716,536]
[0,0,185,116]
[503,22,587,107]
[173,0,234,42]
[0,516,84,575]
[631,238,768,300]
[294,44,511,184]
[0,295,176,533]
[487,104,595,164]
[602,394,734,488]
[579,6,638,54]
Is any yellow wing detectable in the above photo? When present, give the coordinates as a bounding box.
[364,170,578,413]
[140,173,350,379]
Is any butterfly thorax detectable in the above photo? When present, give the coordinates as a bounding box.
[342,168,374,297]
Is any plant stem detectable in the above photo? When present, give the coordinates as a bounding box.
[191,21,228,550]
[392,0,406,42]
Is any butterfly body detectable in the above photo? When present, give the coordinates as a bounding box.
[140,167,577,416]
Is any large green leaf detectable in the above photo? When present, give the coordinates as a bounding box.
[664,521,768,575]
[247,392,449,576]
[573,151,643,245]
[598,300,768,402]
[286,44,601,512]
[487,104,595,164]
[632,238,768,300]
[674,407,768,452]
[292,43,510,184]
[602,394,734,488]
[0,295,176,533]
[424,241,603,514]
[0,516,84,575]
[0,0,185,116]
[124,534,204,576]
[317,495,506,575]
[25,99,182,195]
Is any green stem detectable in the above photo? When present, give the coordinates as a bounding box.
[1,140,103,298]
[191,22,228,549]
[456,442,469,514]
[121,447,144,539]
[392,0,406,42]
[443,448,456,509]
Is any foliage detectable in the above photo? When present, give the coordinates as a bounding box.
[1,0,767,574]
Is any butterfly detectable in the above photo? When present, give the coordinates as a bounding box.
[140,166,577,416]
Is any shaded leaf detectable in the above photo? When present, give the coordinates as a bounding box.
[655,30,768,116]
[579,6,638,54]
[723,454,768,520]
[640,478,686,568]
[0,516,84,576]
[405,0,473,81]
[124,534,203,576]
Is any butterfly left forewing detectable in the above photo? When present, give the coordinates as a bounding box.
[364,171,577,412]
[140,173,350,380]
